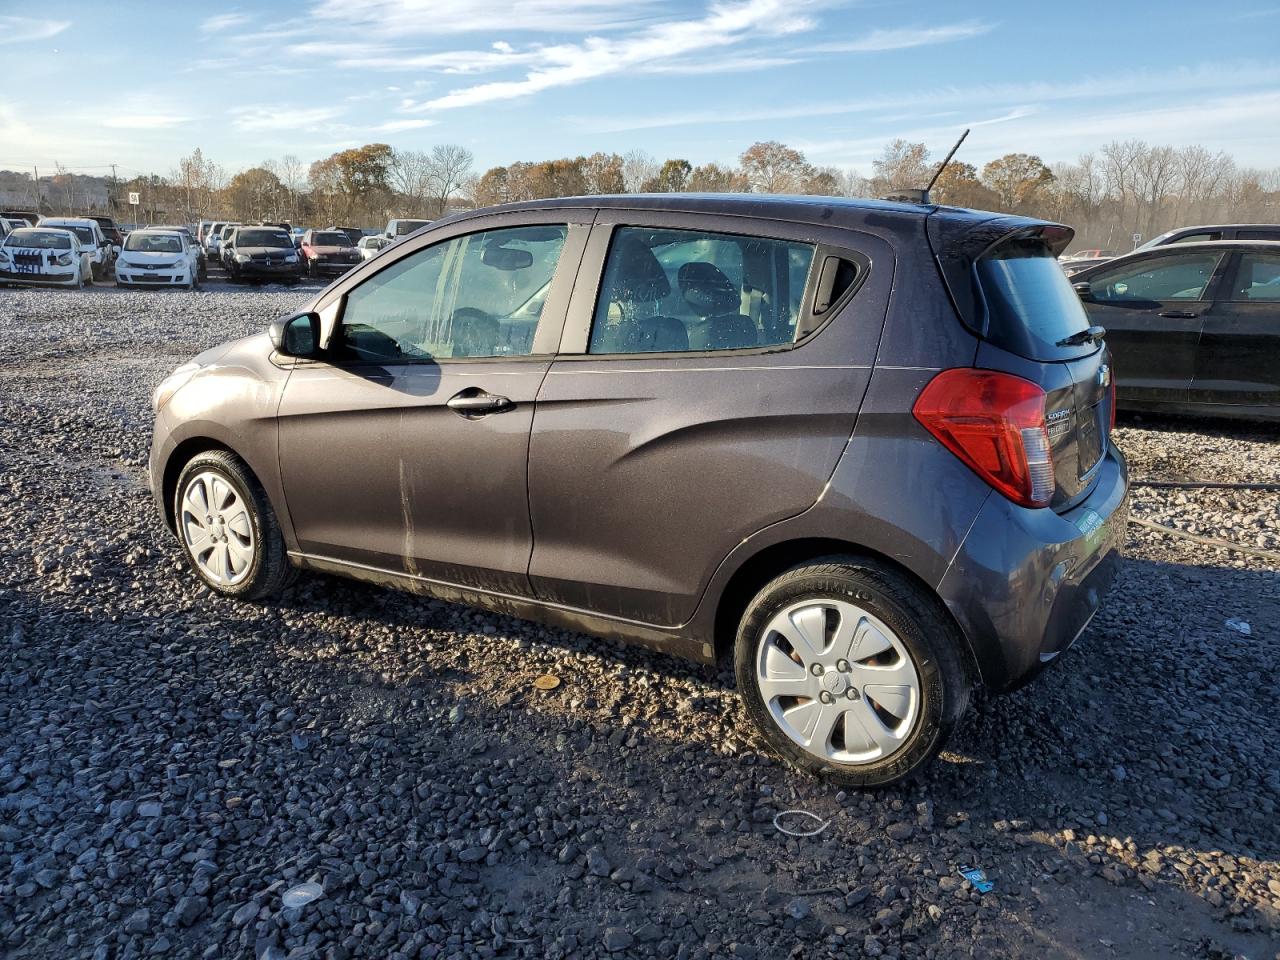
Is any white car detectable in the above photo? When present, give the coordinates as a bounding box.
[356,235,389,261]
[38,217,110,280]
[115,229,199,289]
[205,221,240,259]
[0,227,93,288]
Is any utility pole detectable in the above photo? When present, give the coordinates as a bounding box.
[109,163,118,217]
[32,165,41,214]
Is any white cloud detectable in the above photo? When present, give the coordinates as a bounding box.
[371,118,437,132]
[201,13,252,33]
[229,106,346,131]
[0,16,70,44]
[309,0,649,35]
[101,114,193,129]
[401,0,816,112]
[815,21,994,53]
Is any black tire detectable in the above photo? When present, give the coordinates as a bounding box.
[734,556,970,788]
[172,450,295,600]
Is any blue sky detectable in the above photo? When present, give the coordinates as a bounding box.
[2,0,1279,180]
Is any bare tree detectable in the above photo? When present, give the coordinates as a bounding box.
[622,150,658,193]
[425,144,474,216]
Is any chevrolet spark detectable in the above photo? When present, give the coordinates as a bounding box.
[150,195,1128,787]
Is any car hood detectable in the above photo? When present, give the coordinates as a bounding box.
[236,246,294,257]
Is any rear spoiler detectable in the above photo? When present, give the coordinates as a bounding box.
[927,212,1073,339]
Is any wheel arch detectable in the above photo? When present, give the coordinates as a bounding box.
[160,437,237,532]
[711,537,981,685]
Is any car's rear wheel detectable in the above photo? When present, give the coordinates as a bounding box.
[173,450,294,600]
[735,556,970,788]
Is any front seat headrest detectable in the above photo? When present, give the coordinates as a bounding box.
[608,235,670,304]
[678,261,739,316]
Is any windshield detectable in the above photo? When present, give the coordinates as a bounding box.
[5,230,71,249]
[976,239,1094,359]
[125,233,184,253]
[312,231,351,247]
[236,229,292,248]
[394,220,430,236]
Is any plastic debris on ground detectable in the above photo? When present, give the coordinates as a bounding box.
[281,881,325,909]
[1224,618,1252,636]
[772,809,830,837]
[959,866,994,894]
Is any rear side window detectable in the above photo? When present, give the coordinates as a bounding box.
[1170,232,1220,244]
[1235,229,1280,241]
[588,226,816,355]
[975,240,1092,359]
[1227,253,1280,302]
[1088,252,1221,302]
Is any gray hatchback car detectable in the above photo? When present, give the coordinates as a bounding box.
[150,194,1128,786]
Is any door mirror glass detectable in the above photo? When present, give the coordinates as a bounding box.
[269,311,321,357]
[1072,280,1092,297]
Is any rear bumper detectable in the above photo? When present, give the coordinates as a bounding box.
[938,444,1129,693]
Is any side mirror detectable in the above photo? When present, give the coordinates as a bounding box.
[1072,280,1092,298]
[268,311,322,358]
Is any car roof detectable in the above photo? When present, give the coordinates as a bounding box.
[40,217,97,226]
[1161,223,1280,232]
[439,193,1040,241]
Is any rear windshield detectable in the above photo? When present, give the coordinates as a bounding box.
[237,229,291,247]
[5,230,71,249]
[394,220,430,236]
[977,240,1094,359]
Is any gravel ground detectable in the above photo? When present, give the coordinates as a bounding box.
[1,284,1277,960]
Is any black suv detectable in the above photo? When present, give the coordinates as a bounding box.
[222,226,302,283]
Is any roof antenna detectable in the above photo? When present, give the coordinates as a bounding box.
[924,128,970,199]
[881,128,969,205]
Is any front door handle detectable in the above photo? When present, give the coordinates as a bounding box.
[1158,310,1199,319]
[447,389,513,416]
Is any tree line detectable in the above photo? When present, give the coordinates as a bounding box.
[4,138,1277,251]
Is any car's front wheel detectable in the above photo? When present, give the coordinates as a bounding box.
[735,557,970,788]
[173,450,294,600]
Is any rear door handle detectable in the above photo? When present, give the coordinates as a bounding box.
[1158,310,1199,319]
[447,389,513,415]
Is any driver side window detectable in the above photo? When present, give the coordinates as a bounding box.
[1089,252,1221,302]
[338,224,567,362]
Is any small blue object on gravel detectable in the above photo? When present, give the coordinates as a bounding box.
[959,866,994,894]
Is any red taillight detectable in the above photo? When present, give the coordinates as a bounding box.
[913,368,1055,508]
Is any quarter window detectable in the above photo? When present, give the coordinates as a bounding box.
[1227,253,1280,302]
[588,226,816,354]
[338,224,567,362]
[1088,252,1221,302]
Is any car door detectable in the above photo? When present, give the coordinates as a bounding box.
[1190,249,1280,410]
[526,213,890,627]
[277,211,590,594]
[1078,249,1227,404]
